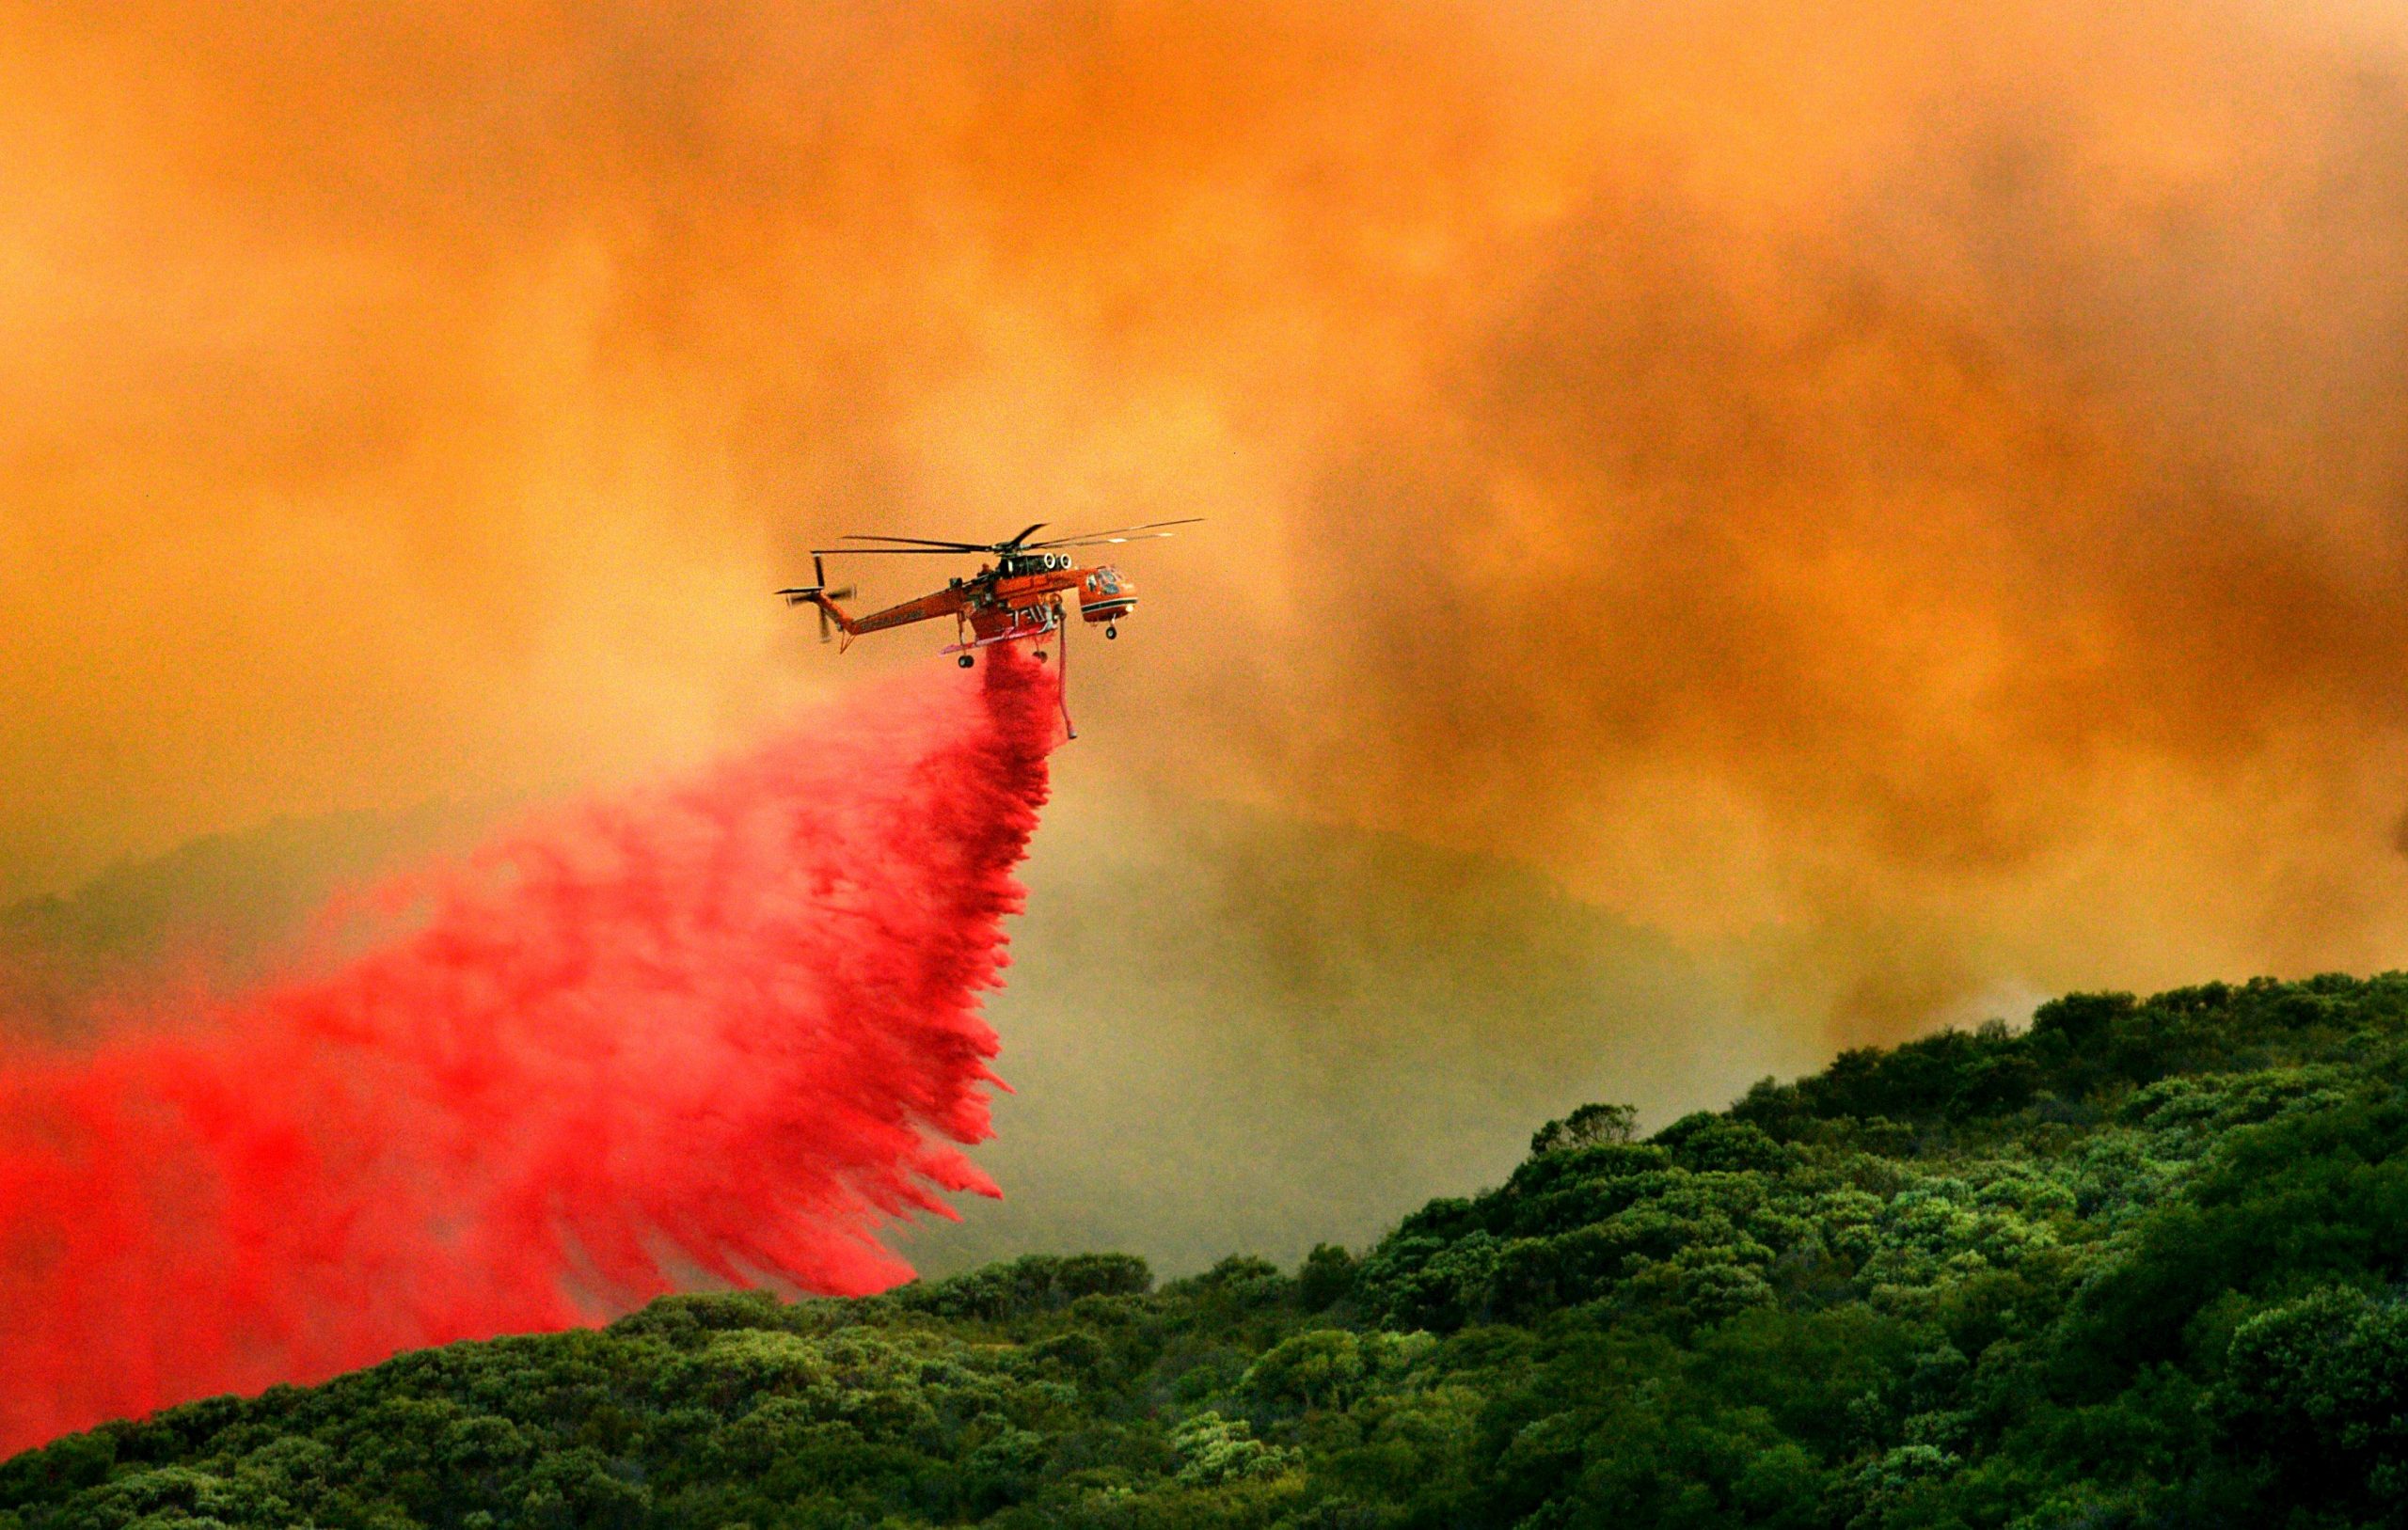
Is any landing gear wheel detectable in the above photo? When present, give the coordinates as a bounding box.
[958,654,974,669]
[1104,623,1118,639]
[1033,649,1048,662]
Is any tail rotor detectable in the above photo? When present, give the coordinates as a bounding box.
[815,588,856,643]
[775,555,856,642]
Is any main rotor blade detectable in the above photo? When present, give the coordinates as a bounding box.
[1024,517,1203,548]
[1033,531,1184,549]
[812,545,977,556]
[1000,522,1049,549]
[839,533,990,550]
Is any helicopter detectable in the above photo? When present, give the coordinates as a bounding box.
[777,519,1197,668]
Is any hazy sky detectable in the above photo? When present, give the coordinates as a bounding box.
[9,0,2408,1054]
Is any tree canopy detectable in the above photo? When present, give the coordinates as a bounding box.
[13,971,2408,1528]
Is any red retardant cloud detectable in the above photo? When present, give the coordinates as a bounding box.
[0,650,1060,1454]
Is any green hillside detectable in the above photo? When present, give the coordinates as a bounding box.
[11,973,2408,1529]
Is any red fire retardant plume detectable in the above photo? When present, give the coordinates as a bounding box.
[0,651,1060,1454]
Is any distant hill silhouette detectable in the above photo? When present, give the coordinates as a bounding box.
[908,789,1795,1275]
[0,797,505,1033]
[0,785,1798,1276]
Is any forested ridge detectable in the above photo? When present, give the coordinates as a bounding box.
[13,973,2408,1529]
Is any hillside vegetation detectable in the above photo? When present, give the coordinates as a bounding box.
[11,974,2408,1529]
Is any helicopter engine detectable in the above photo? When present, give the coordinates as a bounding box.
[1078,566,1136,632]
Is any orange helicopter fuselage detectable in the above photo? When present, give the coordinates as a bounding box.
[816,560,1137,651]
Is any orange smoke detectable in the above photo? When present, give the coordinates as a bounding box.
[7,0,2408,1044]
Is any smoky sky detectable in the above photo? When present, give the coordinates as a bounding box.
[8,0,2408,1046]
